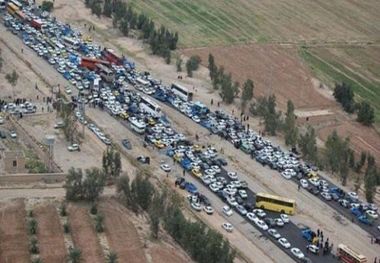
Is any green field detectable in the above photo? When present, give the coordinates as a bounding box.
[129,0,380,48]
[299,47,380,124]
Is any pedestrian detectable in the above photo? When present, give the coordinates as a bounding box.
[374,257,377,263]
[183,169,185,177]
[371,236,374,244]
[211,99,213,105]
[217,101,220,107]
[297,183,301,191]
[21,48,23,53]
[42,107,44,112]
[317,229,320,237]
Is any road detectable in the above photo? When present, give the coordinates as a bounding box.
[1,20,378,262]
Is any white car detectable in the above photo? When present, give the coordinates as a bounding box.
[204,206,214,215]
[226,197,238,207]
[309,177,320,187]
[278,237,291,249]
[366,210,378,220]
[300,179,308,188]
[306,244,319,254]
[254,219,268,230]
[67,143,80,152]
[348,192,359,201]
[209,183,220,192]
[191,202,202,211]
[10,131,17,138]
[222,222,233,233]
[238,190,248,199]
[274,218,284,227]
[321,192,332,201]
[160,164,171,173]
[223,205,233,216]
[280,214,290,223]
[268,228,281,239]
[290,248,305,259]
[246,212,257,222]
[211,165,221,174]
[227,172,238,180]
[281,171,292,180]
[65,87,72,94]
[253,209,266,218]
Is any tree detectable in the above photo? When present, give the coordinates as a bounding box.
[102,147,122,179]
[357,101,374,126]
[176,57,183,72]
[284,100,298,147]
[95,214,104,233]
[107,251,118,263]
[119,19,129,36]
[103,0,113,17]
[29,237,39,254]
[333,82,355,113]
[241,79,254,111]
[355,151,367,173]
[263,95,282,136]
[5,70,19,87]
[92,3,102,18]
[130,173,154,211]
[68,247,82,263]
[298,126,318,163]
[219,73,239,104]
[186,55,201,77]
[364,166,377,203]
[208,53,217,80]
[41,1,54,12]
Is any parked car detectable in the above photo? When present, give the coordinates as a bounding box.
[122,139,132,149]
[306,244,319,254]
[204,206,214,215]
[222,222,233,232]
[290,248,305,259]
[268,228,281,239]
[160,163,171,172]
[191,202,202,211]
[278,237,291,249]
[223,205,233,216]
[67,143,80,152]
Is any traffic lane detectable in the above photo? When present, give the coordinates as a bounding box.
[214,168,336,263]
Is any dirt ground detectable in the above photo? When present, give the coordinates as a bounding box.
[34,204,67,263]
[68,203,105,263]
[0,199,30,263]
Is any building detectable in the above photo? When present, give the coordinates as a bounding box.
[2,151,27,174]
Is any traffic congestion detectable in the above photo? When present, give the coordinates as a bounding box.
[2,1,377,263]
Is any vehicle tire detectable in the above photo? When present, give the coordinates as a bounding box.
[260,205,264,209]
[281,210,285,214]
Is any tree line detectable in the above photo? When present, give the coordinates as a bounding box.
[85,0,178,63]
[116,173,236,263]
[334,82,375,126]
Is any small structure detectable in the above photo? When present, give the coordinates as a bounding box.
[2,151,27,174]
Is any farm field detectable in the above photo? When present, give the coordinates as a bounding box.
[300,47,380,124]
[129,0,380,47]
[0,199,30,263]
[34,204,67,263]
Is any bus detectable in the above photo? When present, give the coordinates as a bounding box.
[62,36,80,50]
[129,117,146,134]
[255,193,296,215]
[337,244,366,263]
[15,10,26,20]
[6,2,19,15]
[171,83,193,102]
[96,64,114,83]
[139,96,161,118]
[136,77,150,87]
[10,0,22,9]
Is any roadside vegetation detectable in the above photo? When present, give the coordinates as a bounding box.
[26,210,41,262]
[84,0,178,62]
[41,1,54,12]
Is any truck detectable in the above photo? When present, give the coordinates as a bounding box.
[101,48,124,65]
[30,19,43,30]
[80,57,110,71]
[302,228,319,244]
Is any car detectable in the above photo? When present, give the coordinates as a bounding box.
[160,163,171,173]
[222,222,233,232]
[227,197,238,207]
[191,202,202,211]
[211,165,221,174]
[307,186,320,195]
[338,199,350,208]
[209,183,220,192]
[306,244,319,254]
[254,219,268,230]
[366,210,378,220]
[348,191,359,202]
[223,205,233,216]
[264,218,276,228]
[122,139,132,149]
[65,87,72,94]
[246,212,257,222]
[67,143,80,152]
[253,209,266,218]
[137,156,150,164]
[10,131,17,138]
[321,192,332,201]
[268,228,281,239]
[228,171,238,180]
[204,206,214,215]
[235,205,247,216]
[278,237,291,249]
[0,130,6,139]
[308,177,320,187]
[274,218,284,227]
[300,179,308,188]
[358,215,372,225]
[0,117,4,125]
[192,168,202,178]
[280,214,290,223]
[238,190,248,199]
[290,248,305,259]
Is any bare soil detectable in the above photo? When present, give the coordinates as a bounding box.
[0,199,30,263]
[150,245,188,263]
[34,204,67,263]
[98,199,147,263]
[68,203,104,263]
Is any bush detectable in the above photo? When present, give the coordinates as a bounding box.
[63,222,70,233]
[68,247,81,263]
[28,218,38,235]
[186,55,201,77]
[107,251,118,263]
[29,237,39,254]
[90,203,98,215]
[28,210,34,218]
[41,1,54,12]
[60,204,67,217]
[95,214,104,233]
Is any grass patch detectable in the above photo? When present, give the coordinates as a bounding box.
[299,48,380,124]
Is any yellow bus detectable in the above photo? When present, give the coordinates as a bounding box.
[255,193,296,215]
[7,2,19,15]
